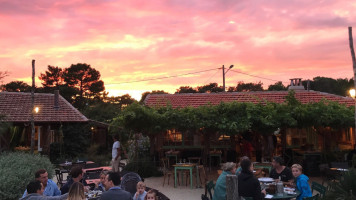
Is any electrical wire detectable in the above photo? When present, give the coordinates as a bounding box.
[230,69,289,84]
[106,68,219,85]
[203,68,221,85]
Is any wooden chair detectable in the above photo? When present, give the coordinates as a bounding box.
[303,194,319,200]
[55,169,67,187]
[161,158,177,186]
[311,182,326,199]
[204,180,215,200]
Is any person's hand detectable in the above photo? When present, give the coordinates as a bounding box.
[134,192,139,199]
[84,186,90,192]
[262,189,267,196]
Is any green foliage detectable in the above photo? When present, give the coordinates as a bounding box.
[61,123,91,158]
[123,158,162,178]
[303,77,354,97]
[235,81,264,92]
[268,81,287,91]
[323,169,356,200]
[0,152,54,200]
[86,144,111,166]
[82,101,122,124]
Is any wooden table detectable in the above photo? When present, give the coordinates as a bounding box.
[173,163,199,189]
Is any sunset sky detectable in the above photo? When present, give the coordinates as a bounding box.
[1,0,356,100]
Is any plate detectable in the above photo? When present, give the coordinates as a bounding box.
[258,177,274,182]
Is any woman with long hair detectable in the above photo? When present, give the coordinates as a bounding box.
[68,182,86,200]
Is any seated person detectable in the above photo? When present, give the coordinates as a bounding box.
[22,169,61,197]
[238,159,266,200]
[235,156,249,175]
[269,156,294,184]
[95,170,108,192]
[133,181,147,200]
[67,182,85,200]
[213,162,237,200]
[21,180,68,200]
[100,171,131,200]
[60,166,88,194]
[291,164,312,200]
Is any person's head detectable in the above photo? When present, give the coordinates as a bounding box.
[26,180,44,195]
[144,189,157,200]
[68,182,85,200]
[104,171,121,190]
[113,134,119,141]
[136,181,146,195]
[35,169,48,186]
[240,159,253,173]
[238,156,249,166]
[221,162,237,174]
[70,166,84,179]
[272,156,284,168]
[291,164,303,178]
[100,170,108,184]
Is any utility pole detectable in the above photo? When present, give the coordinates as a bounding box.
[30,60,35,153]
[222,64,234,92]
[349,27,356,145]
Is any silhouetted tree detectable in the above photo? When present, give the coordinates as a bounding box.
[302,77,354,96]
[197,83,223,93]
[176,86,197,93]
[267,81,287,91]
[1,81,31,92]
[39,65,64,88]
[235,81,263,92]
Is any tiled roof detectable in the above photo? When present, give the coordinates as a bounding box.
[144,90,355,108]
[0,92,88,123]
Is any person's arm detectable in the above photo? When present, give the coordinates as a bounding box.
[50,180,62,196]
[22,190,27,198]
[253,179,265,200]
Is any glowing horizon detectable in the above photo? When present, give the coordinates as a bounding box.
[1,0,356,100]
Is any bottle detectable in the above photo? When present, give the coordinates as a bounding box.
[276,176,284,196]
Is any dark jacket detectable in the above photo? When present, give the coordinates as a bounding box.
[238,170,264,200]
[99,187,131,200]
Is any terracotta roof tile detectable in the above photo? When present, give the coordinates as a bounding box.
[144,90,355,108]
[0,92,88,122]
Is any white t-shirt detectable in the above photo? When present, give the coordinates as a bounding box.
[112,141,120,159]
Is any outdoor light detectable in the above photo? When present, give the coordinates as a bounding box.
[350,89,356,98]
[34,107,39,113]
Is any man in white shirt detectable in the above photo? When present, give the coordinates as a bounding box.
[111,134,121,172]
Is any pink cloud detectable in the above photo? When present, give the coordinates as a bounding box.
[1,0,356,98]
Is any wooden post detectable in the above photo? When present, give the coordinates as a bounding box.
[226,174,240,200]
[30,60,35,154]
[349,27,356,145]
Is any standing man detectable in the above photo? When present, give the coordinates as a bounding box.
[22,169,61,197]
[100,171,131,200]
[111,134,121,172]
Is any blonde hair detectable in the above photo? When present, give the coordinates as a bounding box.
[291,164,303,171]
[222,162,236,171]
[144,189,158,200]
[137,181,146,188]
[68,182,85,200]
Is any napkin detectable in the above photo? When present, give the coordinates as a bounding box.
[265,194,273,199]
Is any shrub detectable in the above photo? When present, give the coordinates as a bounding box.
[323,169,356,200]
[0,152,55,200]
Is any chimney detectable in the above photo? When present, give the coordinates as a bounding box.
[288,78,305,90]
[54,90,60,109]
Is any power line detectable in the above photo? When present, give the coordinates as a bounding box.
[230,69,289,84]
[203,68,221,85]
[105,68,219,85]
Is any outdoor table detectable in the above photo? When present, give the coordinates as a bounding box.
[264,190,300,199]
[173,163,199,189]
[83,166,112,173]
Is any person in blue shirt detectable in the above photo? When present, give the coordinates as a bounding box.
[212,162,237,200]
[22,169,61,198]
[95,170,108,192]
[291,164,312,200]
